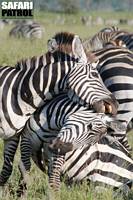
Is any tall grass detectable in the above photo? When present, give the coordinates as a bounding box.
[0,11,132,200]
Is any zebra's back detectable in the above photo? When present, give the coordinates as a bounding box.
[33,135,133,188]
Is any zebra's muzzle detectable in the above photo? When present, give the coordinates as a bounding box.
[93,95,119,115]
[48,139,73,155]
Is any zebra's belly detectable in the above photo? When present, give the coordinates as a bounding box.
[0,113,30,139]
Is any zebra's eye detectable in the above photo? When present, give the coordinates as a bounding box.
[91,71,99,78]
[87,123,92,130]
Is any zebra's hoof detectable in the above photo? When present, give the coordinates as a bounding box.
[46,186,61,200]
[113,184,131,199]
[16,182,27,198]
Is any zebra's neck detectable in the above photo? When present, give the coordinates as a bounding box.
[14,52,76,109]
[0,51,78,139]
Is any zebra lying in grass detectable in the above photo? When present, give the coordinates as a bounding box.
[17,93,125,194]
[9,20,44,39]
[33,134,133,192]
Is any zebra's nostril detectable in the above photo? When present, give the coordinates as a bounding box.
[92,100,105,113]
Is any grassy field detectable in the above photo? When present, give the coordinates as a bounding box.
[0,11,133,200]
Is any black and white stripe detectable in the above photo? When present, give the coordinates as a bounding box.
[100,26,120,33]
[83,28,133,51]
[92,46,133,150]
[0,32,117,187]
[35,135,133,189]
[19,93,124,191]
[23,95,133,190]
[1,32,117,140]
[9,20,44,39]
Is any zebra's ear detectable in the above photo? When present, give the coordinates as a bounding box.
[47,38,59,53]
[91,60,99,69]
[72,35,87,63]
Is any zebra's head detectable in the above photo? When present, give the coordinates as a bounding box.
[48,113,127,155]
[67,61,118,115]
[47,32,118,115]
[47,32,87,64]
[48,121,107,155]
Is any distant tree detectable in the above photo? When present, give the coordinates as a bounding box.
[58,0,80,13]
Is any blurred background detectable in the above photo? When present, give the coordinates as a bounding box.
[0,0,132,65]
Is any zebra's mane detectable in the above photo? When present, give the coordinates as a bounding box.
[51,32,76,55]
[54,32,75,46]
[15,32,78,70]
[15,51,76,71]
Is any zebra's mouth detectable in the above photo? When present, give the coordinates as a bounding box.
[103,95,119,115]
[93,97,118,115]
[104,102,113,113]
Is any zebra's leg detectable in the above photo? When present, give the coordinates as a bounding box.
[17,133,32,197]
[0,134,20,186]
[48,152,65,191]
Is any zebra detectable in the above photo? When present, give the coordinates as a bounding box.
[83,28,133,51]
[84,46,133,151]
[0,32,118,187]
[102,39,126,48]
[33,134,133,192]
[83,31,128,51]
[9,20,44,39]
[100,26,120,33]
[100,27,133,51]
[18,93,125,192]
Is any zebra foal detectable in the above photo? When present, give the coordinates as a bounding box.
[0,32,118,188]
[19,93,124,192]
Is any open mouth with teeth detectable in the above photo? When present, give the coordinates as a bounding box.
[92,95,119,116]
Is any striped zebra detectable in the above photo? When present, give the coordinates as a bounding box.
[18,93,125,192]
[83,28,133,51]
[9,20,44,39]
[83,31,129,51]
[0,32,118,187]
[100,26,120,32]
[33,135,133,192]
[85,46,133,150]
[100,27,133,51]
[102,39,126,48]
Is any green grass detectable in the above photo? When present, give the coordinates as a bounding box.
[0,10,133,200]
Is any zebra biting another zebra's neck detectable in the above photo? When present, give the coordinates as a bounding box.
[18,93,128,192]
[0,32,118,194]
[0,32,118,139]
